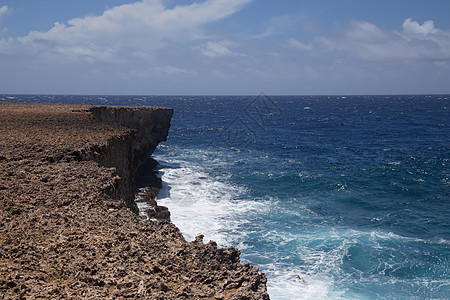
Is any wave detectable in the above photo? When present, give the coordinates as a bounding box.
[262,227,450,299]
[153,151,270,246]
[150,144,450,299]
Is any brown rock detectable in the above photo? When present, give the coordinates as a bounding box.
[0,101,269,299]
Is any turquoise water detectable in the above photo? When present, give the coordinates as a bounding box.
[3,94,449,299]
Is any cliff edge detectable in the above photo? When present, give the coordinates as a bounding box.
[0,102,269,299]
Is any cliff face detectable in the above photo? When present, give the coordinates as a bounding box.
[90,106,173,157]
[0,102,269,299]
[85,106,173,212]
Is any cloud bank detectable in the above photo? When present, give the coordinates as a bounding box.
[293,18,450,62]
[0,0,251,63]
[1,0,449,95]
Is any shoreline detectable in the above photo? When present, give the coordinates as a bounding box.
[0,101,269,299]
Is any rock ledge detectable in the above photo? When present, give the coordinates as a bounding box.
[0,102,269,299]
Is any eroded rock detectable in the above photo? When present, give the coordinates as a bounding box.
[0,102,269,299]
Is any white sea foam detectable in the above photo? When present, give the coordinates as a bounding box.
[153,154,269,246]
[262,229,352,300]
[262,227,440,299]
[267,270,347,300]
[152,147,447,299]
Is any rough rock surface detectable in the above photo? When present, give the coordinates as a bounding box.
[0,102,269,299]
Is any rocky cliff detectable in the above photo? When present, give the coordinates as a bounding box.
[84,105,173,213]
[0,102,269,299]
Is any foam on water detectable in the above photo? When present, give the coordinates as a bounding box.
[153,153,269,246]
[261,226,450,299]
[266,266,342,300]
[151,150,345,300]
[151,145,449,299]
[151,153,415,299]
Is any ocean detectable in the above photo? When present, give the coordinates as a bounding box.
[2,94,449,299]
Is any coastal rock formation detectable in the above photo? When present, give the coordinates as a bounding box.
[84,105,173,213]
[0,102,269,299]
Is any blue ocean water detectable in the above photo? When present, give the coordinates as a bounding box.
[2,94,449,299]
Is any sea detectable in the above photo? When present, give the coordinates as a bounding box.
[2,94,449,299]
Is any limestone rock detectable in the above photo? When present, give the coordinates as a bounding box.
[0,102,269,299]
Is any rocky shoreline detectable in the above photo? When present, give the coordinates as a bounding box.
[0,102,269,299]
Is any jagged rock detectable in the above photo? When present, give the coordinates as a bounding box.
[0,102,269,299]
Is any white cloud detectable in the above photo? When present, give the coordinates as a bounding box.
[196,40,240,57]
[313,18,450,61]
[0,5,8,16]
[153,65,194,75]
[0,0,251,63]
[198,41,232,57]
[286,38,312,51]
[402,18,437,39]
[252,14,316,40]
[0,5,10,32]
[345,21,387,43]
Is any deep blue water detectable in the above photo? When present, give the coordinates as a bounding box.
[2,94,449,299]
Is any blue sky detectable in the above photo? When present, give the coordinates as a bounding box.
[1,0,450,95]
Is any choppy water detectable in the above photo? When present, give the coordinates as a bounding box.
[3,94,449,299]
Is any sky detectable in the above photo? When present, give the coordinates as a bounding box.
[1,0,450,95]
